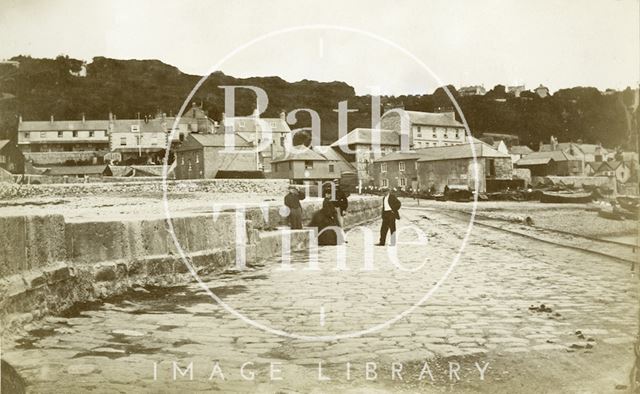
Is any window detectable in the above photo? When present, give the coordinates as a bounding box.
[135,135,142,146]
[455,129,460,138]
[131,125,140,133]
[304,160,313,169]
[399,161,405,172]
[0,155,5,163]
[399,178,407,187]
[120,137,127,146]
[280,136,285,147]
[488,159,496,177]
[181,156,184,165]
[381,163,387,173]
[196,154,200,163]
[382,179,389,188]
[288,162,292,170]
[432,128,437,138]
[89,131,94,138]
[40,131,46,138]
[72,131,78,138]
[58,131,63,138]
[329,164,335,172]
[24,132,29,139]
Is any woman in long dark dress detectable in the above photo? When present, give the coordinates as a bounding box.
[309,189,340,245]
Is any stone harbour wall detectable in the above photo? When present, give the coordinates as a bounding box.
[0,178,290,200]
[0,197,382,335]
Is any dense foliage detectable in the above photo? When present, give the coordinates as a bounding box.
[0,56,637,150]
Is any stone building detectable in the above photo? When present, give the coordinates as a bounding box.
[369,150,427,191]
[221,110,291,173]
[174,133,257,179]
[416,143,512,193]
[372,143,512,193]
[330,128,402,185]
[269,145,353,183]
[17,115,110,165]
[515,150,582,176]
[380,110,467,149]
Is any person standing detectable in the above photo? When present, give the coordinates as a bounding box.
[377,188,401,246]
[284,185,303,229]
[334,182,349,228]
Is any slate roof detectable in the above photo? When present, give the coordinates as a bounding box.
[330,128,401,148]
[400,110,464,128]
[509,145,533,155]
[18,120,109,132]
[188,133,251,148]
[416,143,509,162]
[516,150,577,166]
[271,145,327,163]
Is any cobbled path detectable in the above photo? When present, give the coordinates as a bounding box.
[2,208,638,393]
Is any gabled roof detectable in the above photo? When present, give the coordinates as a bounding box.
[509,145,533,155]
[271,145,327,163]
[330,128,401,148]
[586,161,608,172]
[0,139,11,151]
[312,146,356,171]
[606,160,624,170]
[387,110,464,128]
[44,165,111,176]
[516,150,577,166]
[416,143,509,162]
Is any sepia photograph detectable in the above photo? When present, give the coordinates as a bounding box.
[0,0,639,392]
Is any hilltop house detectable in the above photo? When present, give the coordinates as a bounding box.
[174,133,257,179]
[458,85,486,96]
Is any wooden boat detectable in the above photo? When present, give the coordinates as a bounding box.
[540,191,593,204]
[598,208,625,220]
[617,196,639,212]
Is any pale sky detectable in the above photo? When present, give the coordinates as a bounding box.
[1,0,638,95]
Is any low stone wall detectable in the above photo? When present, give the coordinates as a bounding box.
[0,197,382,335]
[0,178,290,200]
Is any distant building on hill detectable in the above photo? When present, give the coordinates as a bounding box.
[458,85,486,96]
[534,84,550,98]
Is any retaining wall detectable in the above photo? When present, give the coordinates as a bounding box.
[0,197,382,335]
[0,178,290,200]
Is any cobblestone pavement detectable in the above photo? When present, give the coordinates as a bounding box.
[2,207,638,393]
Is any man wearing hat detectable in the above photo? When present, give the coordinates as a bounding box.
[284,185,304,229]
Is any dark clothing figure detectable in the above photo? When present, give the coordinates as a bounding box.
[379,192,401,246]
[309,197,340,245]
[284,188,304,229]
[334,188,349,227]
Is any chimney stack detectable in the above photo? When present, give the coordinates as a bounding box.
[18,114,22,123]
[82,113,85,123]
[109,111,113,121]
[280,111,286,121]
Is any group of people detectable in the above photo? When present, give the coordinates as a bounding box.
[284,182,402,247]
